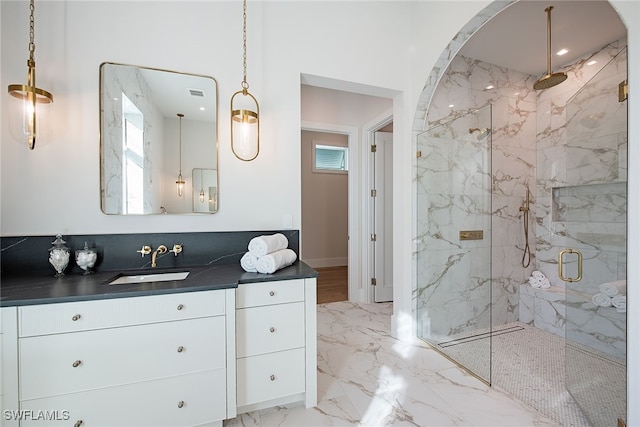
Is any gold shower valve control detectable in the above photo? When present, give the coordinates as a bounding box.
[459,230,483,241]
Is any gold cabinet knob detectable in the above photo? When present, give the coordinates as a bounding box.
[72,314,81,321]
[177,401,185,408]
[72,360,82,368]
[177,304,184,311]
[269,327,275,333]
[269,291,275,297]
[74,420,84,427]
[270,374,276,381]
[177,346,185,353]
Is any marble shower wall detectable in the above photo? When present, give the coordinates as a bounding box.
[415,37,627,360]
[416,55,538,340]
[101,64,164,214]
[535,41,627,359]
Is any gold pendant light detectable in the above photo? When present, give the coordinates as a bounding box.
[176,113,185,196]
[230,0,260,161]
[7,0,53,150]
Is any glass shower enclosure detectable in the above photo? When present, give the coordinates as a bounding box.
[416,105,493,383]
[562,47,627,427]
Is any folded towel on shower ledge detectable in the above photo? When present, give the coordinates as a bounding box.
[599,280,627,297]
[528,272,550,289]
[592,293,612,308]
[611,295,626,313]
[248,233,289,257]
[532,270,545,280]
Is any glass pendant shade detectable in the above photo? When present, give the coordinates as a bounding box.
[176,113,185,196]
[231,90,259,161]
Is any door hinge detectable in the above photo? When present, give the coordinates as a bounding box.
[619,79,628,102]
[371,277,377,286]
[370,234,377,242]
[371,144,377,153]
[416,150,422,158]
[371,189,377,197]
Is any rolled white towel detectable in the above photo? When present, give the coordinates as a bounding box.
[256,249,297,274]
[529,277,542,288]
[599,280,627,297]
[611,295,626,313]
[592,293,612,307]
[240,252,259,272]
[539,277,551,289]
[248,233,289,257]
[532,270,545,280]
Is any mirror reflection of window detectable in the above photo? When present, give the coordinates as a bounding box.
[122,94,144,214]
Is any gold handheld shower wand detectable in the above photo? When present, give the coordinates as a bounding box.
[520,188,531,267]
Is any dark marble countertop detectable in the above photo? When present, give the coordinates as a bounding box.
[0,261,318,307]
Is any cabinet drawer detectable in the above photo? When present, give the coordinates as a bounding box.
[237,347,305,407]
[18,290,225,337]
[19,316,225,400]
[19,369,226,426]
[236,302,304,358]
[236,279,304,309]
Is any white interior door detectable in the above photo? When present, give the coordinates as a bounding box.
[373,131,393,302]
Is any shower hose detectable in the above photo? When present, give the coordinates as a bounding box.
[522,209,531,268]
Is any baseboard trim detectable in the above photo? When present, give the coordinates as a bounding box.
[302,257,348,268]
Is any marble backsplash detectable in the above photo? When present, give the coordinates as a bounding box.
[1,230,299,277]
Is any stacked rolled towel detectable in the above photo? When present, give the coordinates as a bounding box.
[528,270,551,289]
[240,233,297,274]
[592,280,627,312]
[611,295,626,313]
[256,249,297,274]
[592,293,613,308]
[599,280,627,297]
[248,233,289,257]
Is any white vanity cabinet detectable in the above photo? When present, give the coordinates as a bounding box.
[0,289,236,427]
[235,278,317,413]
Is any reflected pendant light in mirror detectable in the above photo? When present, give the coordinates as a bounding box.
[230,0,260,161]
[176,113,185,196]
[7,0,53,149]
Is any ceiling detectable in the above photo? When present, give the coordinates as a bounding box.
[458,0,626,77]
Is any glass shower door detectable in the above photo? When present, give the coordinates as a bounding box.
[562,48,627,426]
[416,105,492,383]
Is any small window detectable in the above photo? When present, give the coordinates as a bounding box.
[313,142,348,174]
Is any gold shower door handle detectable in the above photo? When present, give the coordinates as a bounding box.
[558,248,583,282]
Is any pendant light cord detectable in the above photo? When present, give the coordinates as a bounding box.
[241,0,249,92]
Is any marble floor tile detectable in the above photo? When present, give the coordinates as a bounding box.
[225,302,560,427]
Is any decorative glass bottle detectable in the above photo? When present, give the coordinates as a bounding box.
[49,234,70,277]
[75,242,97,275]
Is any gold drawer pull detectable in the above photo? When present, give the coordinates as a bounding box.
[72,314,81,321]
[269,291,275,297]
[178,400,185,408]
[177,304,184,311]
[72,360,82,368]
[74,420,83,427]
[269,327,275,333]
[270,374,276,381]
[177,346,185,353]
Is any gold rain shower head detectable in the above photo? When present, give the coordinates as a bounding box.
[533,6,567,90]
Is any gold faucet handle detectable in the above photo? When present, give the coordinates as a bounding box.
[137,245,152,257]
[170,244,183,256]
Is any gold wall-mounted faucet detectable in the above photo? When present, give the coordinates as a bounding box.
[151,245,168,267]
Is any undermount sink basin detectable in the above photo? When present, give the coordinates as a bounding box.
[108,271,190,285]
